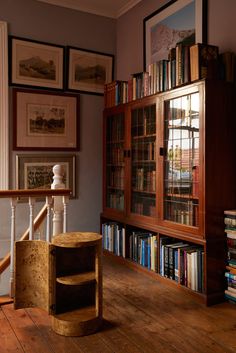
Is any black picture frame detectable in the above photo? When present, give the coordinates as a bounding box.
[9,36,65,90]
[143,0,208,71]
[66,46,114,95]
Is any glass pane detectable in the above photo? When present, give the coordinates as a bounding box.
[164,93,199,226]
[131,105,156,217]
[106,113,125,211]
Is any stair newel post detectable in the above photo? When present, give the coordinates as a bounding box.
[28,197,35,240]
[51,164,65,236]
[46,195,53,242]
[10,197,17,297]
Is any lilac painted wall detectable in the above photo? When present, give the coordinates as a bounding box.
[116,0,236,80]
[0,0,116,233]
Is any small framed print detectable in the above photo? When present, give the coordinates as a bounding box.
[67,46,114,95]
[10,36,64,89]
[13,88,79,151]
[16,154,77,198]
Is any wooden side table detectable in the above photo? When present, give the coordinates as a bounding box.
[14,232,103,336]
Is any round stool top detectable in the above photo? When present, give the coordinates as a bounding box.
[52,232,102,248]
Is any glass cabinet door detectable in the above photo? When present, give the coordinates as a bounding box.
[131,104,156,217]
[164,93,199,226]
[105,112,125,211]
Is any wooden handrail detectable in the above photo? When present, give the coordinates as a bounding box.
[0,188,71,198]
[0,188,70,275]
[0,204,48,275]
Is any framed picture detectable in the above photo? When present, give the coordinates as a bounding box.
[67,46,114,95]
[143,0,207,71]
[13,88,79,151]
[16,154,76,198]
[10,36,64,89]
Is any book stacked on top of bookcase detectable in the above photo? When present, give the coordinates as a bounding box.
[224,209,236,304]
[104,41,236,109]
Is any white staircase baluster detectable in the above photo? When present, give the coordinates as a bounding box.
[51,164,65,236]
[46,195,53,242]
[10,197,17,297]
[63,195,69,233]
[29,197,35,240]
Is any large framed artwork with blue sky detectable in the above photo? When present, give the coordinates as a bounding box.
[143,0,207,71]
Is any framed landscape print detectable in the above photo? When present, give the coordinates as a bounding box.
[16,154,76,198]
[67,46,114,95]
[13,88,79,151]
[10,36,64,89]
[143,0,207,71]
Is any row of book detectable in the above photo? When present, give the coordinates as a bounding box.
[132,202,156,217]
[107,116,124,142]
[107,192,124,210]
[102,222,126,257]
[128,231,158,271]
[107,146,124,164]
[108,167,124,189]
[102,222,204,293]
[104,42,236,108]
[224,209,236,304]
[165,200,199,227]
[132,141,156,162]
[133,167,156,193]
[159,237,204,293]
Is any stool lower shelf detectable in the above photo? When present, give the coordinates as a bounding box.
[52,306,102,336]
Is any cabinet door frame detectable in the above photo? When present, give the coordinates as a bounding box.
[127,96,158,225]
[157,82,205,237]
[103,105,127,218]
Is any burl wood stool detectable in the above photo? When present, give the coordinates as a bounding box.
[14,232,103,336]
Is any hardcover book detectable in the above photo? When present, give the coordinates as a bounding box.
[190,43,219,81]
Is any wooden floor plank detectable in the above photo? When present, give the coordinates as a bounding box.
[27,307,83,353]
[0,254,236,353]
[95,319,145,353]
[2,305,54,353]
[72,333,115,353]
[0,310,24,353]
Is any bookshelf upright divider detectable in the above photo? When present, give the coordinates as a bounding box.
[102,79,236,305]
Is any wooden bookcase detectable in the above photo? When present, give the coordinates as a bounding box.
[101,79,236,305]
[14,232,102,336]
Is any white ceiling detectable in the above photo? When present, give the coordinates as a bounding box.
[36,0,142,18]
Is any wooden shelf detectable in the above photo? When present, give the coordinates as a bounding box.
[165,193,199,200]
[56,272,96,285]
[132,134,156,139]
[53,306,97,322]
[52,306,102,337]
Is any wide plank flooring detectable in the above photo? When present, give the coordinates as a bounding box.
[0,255,236,353]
